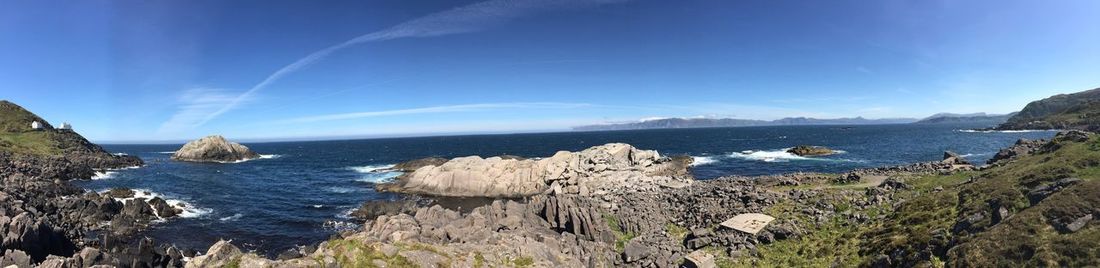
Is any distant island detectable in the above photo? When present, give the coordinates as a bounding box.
[914,112,1017,126]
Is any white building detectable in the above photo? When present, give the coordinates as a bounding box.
[30,121,42,130]
[58,122,72,130]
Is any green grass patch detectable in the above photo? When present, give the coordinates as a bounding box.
[602,213,636,253]
[666,222,690,241]
[511,256,535,267]
[473,252,486,268]
[325,239,418,268]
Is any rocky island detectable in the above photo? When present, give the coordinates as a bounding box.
[786,145,835,157]
[170,135,260,163]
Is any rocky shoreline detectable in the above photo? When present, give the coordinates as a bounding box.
[175,139,1002,268]
[0,123,1086,265]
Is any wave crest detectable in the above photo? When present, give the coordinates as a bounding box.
[691,156,718,166]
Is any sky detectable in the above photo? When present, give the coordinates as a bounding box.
[2,0,1099,142]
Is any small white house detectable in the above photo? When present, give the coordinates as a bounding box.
[58,122,72,130]
[30,121,42,130]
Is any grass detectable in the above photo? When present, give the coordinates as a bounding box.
[325,239,419,268]
[861,133,1100,266]
[0,131,60,155]
[511,256,535,267]
[728,195,874,268]
[603,213,636,253]
[666,222,690,241]
[224,257,241,268]
[473,252,486,268]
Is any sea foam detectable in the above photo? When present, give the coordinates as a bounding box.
[347,164,401,183]
[691,156,719,166]
[347,164,395,173]
[101,189,211,218]
[730,149,815,162]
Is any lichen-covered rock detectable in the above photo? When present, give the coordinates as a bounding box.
[171,135,260,163]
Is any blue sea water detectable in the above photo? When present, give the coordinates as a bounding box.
[75,124,1057,255]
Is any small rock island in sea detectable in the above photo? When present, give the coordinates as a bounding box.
[171,135,260,163]
[786,145,835,156]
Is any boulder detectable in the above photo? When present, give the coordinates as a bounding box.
[105,188,135,199]
[787,145,835,156]
[185,240,243,268]
[942,151,972,165]
[171,135,260,163]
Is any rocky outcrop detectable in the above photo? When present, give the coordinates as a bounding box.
[171,135,260,163]
[379,143,693,198]
[786,145,835,156]
[942,151,972,166]
[987,138,1047,165]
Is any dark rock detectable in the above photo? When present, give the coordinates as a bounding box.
[105,188,135,199]
[1027,178,1082,205]
[878,178,910,191]
[1053,214,1094,233]
[787,145,835,156]
[988,138,1046,165]
[833,173,861,184]
[1055,130,1091,143]
[685,237,713,249]
[622,238,652,263]
[148,197,178,218]
[942,151,972,165]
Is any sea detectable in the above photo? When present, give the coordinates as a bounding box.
[75,123,1058,255]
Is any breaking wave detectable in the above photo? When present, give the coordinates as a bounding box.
[691,156,719,166]
[347,164,401,183]
[101,189,211,218]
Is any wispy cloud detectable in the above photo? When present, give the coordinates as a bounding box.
[273,102,594,124]
[166,0,630,130]
[158,88,249,134]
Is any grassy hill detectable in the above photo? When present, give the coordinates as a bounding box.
[0,100,111,156]
[999,87,1100,131]
[733,131,1100,267]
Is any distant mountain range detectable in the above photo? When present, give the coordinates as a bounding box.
[573,112,1023,131]
[997,87,1100,131]
[914,112,1016,126]
[573,117,919,131]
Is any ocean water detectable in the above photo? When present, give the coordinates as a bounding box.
[76,124,1057,255]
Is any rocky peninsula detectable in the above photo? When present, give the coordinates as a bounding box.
[171,135,260,163]
[376,143,693,198]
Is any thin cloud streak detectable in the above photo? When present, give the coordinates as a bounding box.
[158,88,247,134]
[184,0,630,129]
[274,102,594,124]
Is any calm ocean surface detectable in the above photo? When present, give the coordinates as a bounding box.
[76,124,1057,255]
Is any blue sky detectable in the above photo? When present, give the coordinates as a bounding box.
[3,0,1099,142]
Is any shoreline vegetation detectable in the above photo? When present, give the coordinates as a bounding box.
[1,86,1099,268]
